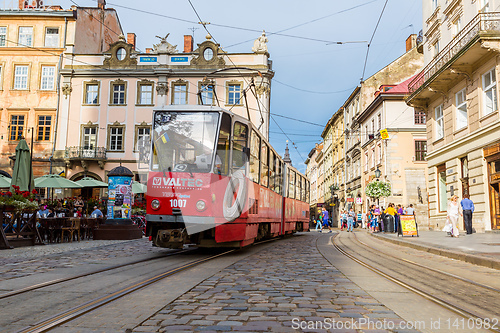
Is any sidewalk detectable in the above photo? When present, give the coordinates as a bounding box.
[369,230,500,270]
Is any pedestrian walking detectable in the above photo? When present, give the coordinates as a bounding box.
[461,194,474,235]
[340,210,347,231]
[357,211,362,229]
[321,207,332,233]
[447,195,462,238]
[373,205,381,232]
[362,210,367,229]
[347,208,355,232]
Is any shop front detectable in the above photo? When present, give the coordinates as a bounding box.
[485,142,500,230]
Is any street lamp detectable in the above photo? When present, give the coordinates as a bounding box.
[375,167,381,180]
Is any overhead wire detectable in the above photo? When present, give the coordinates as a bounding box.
[361,0,389,82]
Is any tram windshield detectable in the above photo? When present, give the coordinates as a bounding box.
[151,111,220,173]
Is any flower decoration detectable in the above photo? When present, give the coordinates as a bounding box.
[365,180,391,199]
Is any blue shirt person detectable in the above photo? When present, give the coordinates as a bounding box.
[90,206,104,218]
[460,197,474,212]
[460,195,474,234]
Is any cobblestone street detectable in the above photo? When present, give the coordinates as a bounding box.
[133,233,410,333]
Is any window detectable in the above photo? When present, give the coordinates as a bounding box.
[377,143,382,165]
[481,0,490,12]
[82,126,97,149]
[199,84,214,105]
[249,130,260,183]
[482,69,497,116]
[452,18,462,38]
[9,115,24,141]
[370,146,375,168]
[111,82,126,105]
[14,65,29,90]
[269,151,276,193]
[108,126,124,151]
[377,113,381,130]
[44,28,59,47]
[18,27,33,47]
[456,89,467,129]
[172,83,187,104]
[227,83,241,105]
[40,66,55,90]
[0,27,6,47]
[37,115,52,141]
[437,164,447,212]
[116,48,127,61]
[435,104,444,140]
[371,119,375,136]
[232,122,248,171]
[261,141,269,187]
[135,126,151,152]
[137,82,153,105]
[433,41,440,58]
[364,152,369,172]
[289,170,296,199]
[84,82,99,104]
[216,114,231,176]
[415,109,426,124]
[415,140,427,161]
[365,125,369,141]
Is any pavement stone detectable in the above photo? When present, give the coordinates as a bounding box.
[131,233,407,332]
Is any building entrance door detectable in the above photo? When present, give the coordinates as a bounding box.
[490,183,500,230]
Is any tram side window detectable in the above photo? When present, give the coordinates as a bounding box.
[249,130,260,183]
[232,122,248,171]
[269,150,276,192]
[298,176,303,201]
[261,142,269,187]
[216,113,231,175]
[289,170,296,199]
[278,161,284,195]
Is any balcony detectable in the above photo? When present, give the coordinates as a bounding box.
[408,12,500,101]
[65,146,107,160]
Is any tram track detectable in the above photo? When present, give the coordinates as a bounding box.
[332,231,500,333]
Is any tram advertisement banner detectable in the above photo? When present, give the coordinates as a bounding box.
[400,215,418,237]
[108,176,132,219]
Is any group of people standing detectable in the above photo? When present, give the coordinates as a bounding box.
[445,194,474,237]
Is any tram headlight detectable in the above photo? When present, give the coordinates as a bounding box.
[196,200,206,211]
[151,199,161,210]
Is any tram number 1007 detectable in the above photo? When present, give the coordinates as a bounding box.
[169,199,187,208]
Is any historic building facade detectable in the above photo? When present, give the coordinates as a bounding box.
[0,1,122,182]
[53,32,274,189]
[305,143,323,221]
[406,0,500,232]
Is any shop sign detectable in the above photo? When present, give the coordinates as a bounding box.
[355,197,363,205]
[171,56,189,63]
[346,198,354,202]
[139,56,158,63]
[380,129,389,140]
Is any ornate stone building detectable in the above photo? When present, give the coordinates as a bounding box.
[407,0,500,232]
[53,31,274,192]
[0,1,122,184]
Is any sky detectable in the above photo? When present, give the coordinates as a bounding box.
[22,0,422,173]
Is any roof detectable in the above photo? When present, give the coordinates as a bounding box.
[383,75,416,95]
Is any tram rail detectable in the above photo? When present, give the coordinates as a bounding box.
[332,232,500,333]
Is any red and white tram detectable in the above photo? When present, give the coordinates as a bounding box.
[146,105,310,248]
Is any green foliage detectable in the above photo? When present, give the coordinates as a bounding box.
[365,180,391,199]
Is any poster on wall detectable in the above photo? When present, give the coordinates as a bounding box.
[108,176,132,220]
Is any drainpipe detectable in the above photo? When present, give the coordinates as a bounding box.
[49,17,68,175]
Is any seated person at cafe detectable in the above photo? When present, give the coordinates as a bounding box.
[38,205,49,218]
[91,206,103,218]
[76,207,83,217]
[47,208,55,218]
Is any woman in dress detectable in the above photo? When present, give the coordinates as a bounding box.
[447,195,462,238]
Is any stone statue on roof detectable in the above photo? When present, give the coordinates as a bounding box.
[153,33,178,54]
[252,31,268,54]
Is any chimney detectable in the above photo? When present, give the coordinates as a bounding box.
[146,48,153,54]
[127,33,136,50]
[184,35,193,53]
[98,0,106,10]
[406,34,417,52]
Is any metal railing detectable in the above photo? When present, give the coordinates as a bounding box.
[409,12,500,93]
[65,146,106,159]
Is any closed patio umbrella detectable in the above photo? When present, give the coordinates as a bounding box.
[0,175,12,188]
[34,174,83,188]
[132,181,147,194]
[75,177,108,188]
[10,139,35,192]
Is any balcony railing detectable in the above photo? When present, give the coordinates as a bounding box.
[409,12,500,93]
[65,146,107,160]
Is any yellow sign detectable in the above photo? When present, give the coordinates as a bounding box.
[380,129,389,140]
[400,215,418,236]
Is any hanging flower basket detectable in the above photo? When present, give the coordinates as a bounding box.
[365,180,391,199]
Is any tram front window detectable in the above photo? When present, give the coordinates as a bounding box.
[151,112,219,173]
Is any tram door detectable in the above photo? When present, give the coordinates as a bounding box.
[231,122,248,174]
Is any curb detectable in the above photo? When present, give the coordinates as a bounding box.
[369,232,500,271]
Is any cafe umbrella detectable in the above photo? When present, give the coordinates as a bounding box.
[34,174,83,189]
[75,177,108,188]
[10,139,35,192]
[0,174,12,188]
[131,181,147,194]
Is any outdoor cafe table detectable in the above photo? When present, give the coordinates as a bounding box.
[37,217,103,243]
